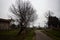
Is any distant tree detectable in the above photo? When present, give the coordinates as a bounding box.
[45,11,54,27]
[45,10,60,29]
[45,10,59,28]
[45,10,54,19]
[10,0,37,35]
[49,16,59,27]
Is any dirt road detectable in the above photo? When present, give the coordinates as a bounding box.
[35,30,52,40]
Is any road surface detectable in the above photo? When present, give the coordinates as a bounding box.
[35,30,52,40]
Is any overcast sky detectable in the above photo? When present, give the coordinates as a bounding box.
[0,0,60,27]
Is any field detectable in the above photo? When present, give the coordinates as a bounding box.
[0,29,19,40]
[42,29,60,40]
[0,29,34,40]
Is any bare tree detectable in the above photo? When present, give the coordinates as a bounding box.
[10,0,37,35]
[45,10,54,28]
[45,10,54,19]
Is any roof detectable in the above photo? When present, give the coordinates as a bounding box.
[0,18,11,23]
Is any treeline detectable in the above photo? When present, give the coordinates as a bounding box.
[45,10,60,29]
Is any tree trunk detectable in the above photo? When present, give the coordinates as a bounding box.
[17,28,23,35]
[17,22,27,36]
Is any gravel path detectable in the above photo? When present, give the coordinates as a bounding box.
[35,30,52,40]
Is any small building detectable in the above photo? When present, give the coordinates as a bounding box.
[0,18,11,30]
[48,16,60,29]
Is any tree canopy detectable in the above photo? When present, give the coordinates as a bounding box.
[10,0,37,34]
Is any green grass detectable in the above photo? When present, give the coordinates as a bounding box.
[0,29,19,40]
[0,29,34,40]
[12,29,35,40]
[0,30,18,36]
[24,30,34,40]
[42,29,60,40]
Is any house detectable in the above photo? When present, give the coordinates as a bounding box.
[48,16,60,29]
[0,18,11,30]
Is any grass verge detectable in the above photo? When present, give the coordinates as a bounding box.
[0,29,19,40]
[0,29,35,40]
[42,29,60,40]
[24,29,35,40]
